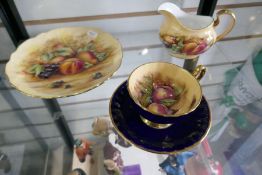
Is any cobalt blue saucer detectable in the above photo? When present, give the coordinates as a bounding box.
[109,81,211,154]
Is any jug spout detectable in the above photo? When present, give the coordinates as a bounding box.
[158,2,185,27]
[158,2,214,31]
[158,2,186,19]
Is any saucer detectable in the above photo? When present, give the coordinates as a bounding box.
[109,81,211,154]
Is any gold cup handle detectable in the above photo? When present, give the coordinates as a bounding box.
[192,65,206,81]
[214,9,236,41]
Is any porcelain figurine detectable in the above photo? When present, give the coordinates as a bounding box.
[158,2,235,59]
[104,159,121,175]
[159,151,196,175]
[92,117,113,136]
[103,141,123,175]
[74,138,93,163]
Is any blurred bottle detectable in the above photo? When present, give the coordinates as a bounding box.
[0,151,11,174]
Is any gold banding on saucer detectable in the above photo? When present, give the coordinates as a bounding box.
[140,116,172,129]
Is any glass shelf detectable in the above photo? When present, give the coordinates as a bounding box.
[0,0,262,174]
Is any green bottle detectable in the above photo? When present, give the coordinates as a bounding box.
[253,49,262,85]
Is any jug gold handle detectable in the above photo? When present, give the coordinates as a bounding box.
[214,9,236,42]
[192,65,206,81]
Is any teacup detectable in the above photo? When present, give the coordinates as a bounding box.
[127,62,206,129]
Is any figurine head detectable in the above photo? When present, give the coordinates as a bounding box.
[92,117,112,136]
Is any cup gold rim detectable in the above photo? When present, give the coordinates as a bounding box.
[109,80,211,154]
[127,61,203,118]
[158,9,214,32]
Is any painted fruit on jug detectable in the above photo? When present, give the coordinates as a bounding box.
[160,34,210,56]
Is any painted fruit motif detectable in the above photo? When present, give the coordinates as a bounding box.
[59,58,85,75]
[25,41,111,88]
[77,51,98,64]
[136,76,183,115]
[161,34,209,56]
[148,103,169,115]
[49,56,65,64]
[152,86,175,103]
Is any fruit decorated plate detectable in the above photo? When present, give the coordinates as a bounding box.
[110,81,211,154]
[5,27,122,98]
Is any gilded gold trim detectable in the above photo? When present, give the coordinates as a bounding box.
[5,71,120,99]
[109,80,212,154]
[167,52,199,60]
[140,115,172,129]
[192,65,207,81]
[214,9,236,41]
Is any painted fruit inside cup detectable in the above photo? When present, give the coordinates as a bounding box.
[148,103,169,115]
[137,76,183,115]
[59,58,85,75]
[152,86,175,103]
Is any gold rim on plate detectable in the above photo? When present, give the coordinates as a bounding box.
[5,27,123,99]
